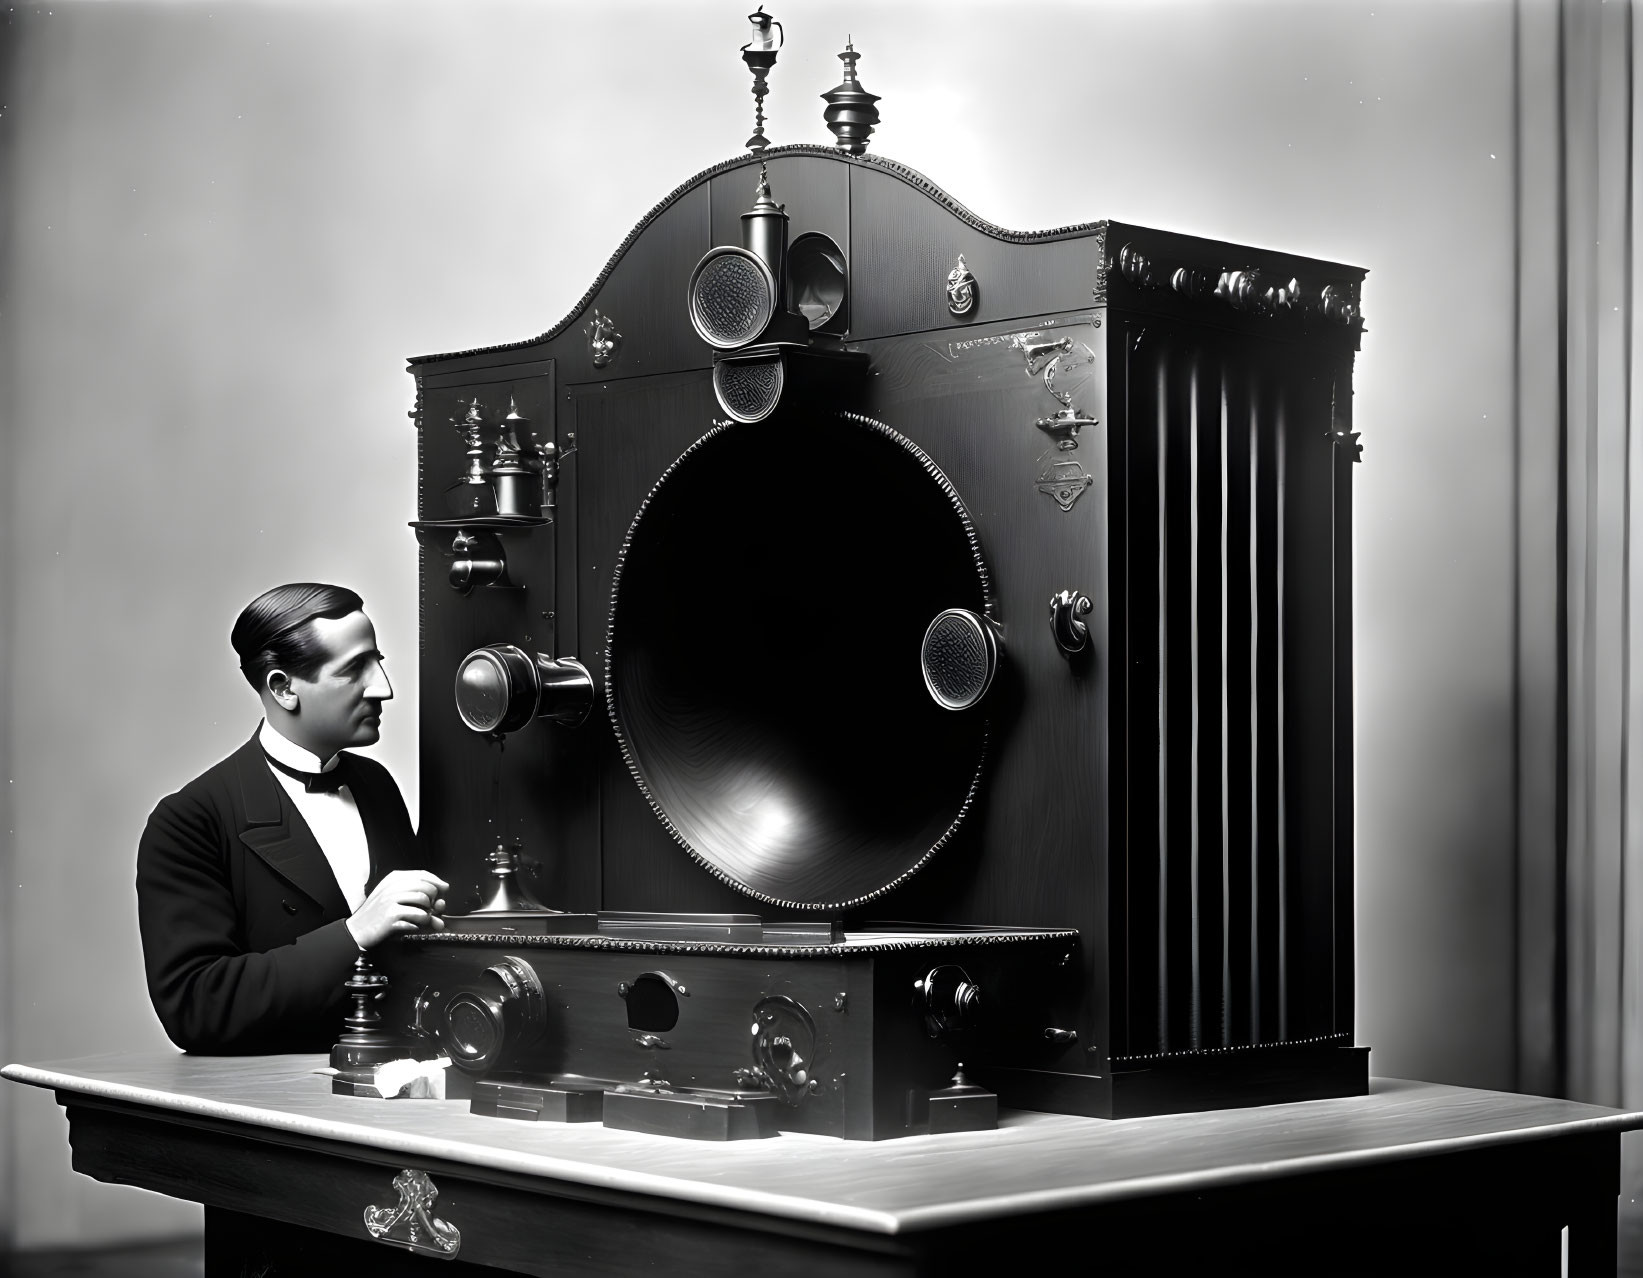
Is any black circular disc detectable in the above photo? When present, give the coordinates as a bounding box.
[606,410,990,909]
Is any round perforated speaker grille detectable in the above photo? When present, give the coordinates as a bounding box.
[921,609,998,711]
[688,248,776,348]
[713,358,785,423]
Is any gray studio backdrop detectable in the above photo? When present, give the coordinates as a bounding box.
[0,0,1535,1250]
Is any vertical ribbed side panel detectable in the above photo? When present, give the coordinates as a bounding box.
[1117,322,1340,1060]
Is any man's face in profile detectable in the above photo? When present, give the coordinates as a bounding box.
[287,610,393,755]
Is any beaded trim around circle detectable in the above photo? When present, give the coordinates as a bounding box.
[401,929,1078,958]
[407,145,1111,366]
[602,408,993,912]
[1111,1031,1351,1065]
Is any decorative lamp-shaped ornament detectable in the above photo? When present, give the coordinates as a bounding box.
[445,398,499,518]
[490,399,536,518]
[741,6,783,152]
[821,38,880,155]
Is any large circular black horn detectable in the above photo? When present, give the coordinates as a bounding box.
[606,409,992,910]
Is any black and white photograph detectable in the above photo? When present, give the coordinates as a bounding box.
[0,0,1636,1273]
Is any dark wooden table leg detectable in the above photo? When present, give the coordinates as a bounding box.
[1566,1197,1619,1277]
[1564,1131,1622,1278]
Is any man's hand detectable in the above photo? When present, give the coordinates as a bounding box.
[346,870,451,950]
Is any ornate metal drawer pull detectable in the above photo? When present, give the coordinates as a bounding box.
[946,254,977,315]
[363,1169,461,1259]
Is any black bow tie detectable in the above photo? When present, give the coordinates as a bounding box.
[264,753,348,794]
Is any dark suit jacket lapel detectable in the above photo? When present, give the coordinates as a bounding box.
[337,754,404,888]
[232,733,349,915]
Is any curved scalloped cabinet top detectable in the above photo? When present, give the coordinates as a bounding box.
[408,145,1365,376]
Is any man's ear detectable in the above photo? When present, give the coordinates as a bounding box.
[265,669,299,712]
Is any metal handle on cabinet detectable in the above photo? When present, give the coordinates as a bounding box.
[362,1169,461,1258]
[1050,590,1093,657]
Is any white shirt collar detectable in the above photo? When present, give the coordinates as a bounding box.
[259,720,340,774]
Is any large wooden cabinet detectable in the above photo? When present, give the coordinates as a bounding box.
[402,146,1365,1119]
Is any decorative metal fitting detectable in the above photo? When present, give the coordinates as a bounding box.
[1170,265,1216,300]
[473,841,551,914]
[448,529,508,593]
[490,400,536,518]
[914,965,984,1037]
[1036,453,1096,512]
[1327,426,1364,462]
[1216,269,1271,315]
[586,309,620,368]
[409,985,444,1040]
[741,7,784,152]
[1012,332,1098,450]
[1043,1027,1079,1045]
[1328,379,1363,461]
[534,433,560,523]
[363,1170,461,1259]
[945,254,977,315]
[1035,406,1097,451]
[821,37,880,155]
[454,398,490,486]
[1320,283,1358,326]
[751,995,819,1106]
[1049,590,1093,657]
[1117,243,1155,288]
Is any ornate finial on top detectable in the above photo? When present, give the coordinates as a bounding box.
[821,36,881,155]
[750,162,781,213]
[740,7,784,153]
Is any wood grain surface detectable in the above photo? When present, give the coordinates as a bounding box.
[8,1052,1642,1237]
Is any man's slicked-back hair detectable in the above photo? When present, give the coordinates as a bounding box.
[231,583,365,691]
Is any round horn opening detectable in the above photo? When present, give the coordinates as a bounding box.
[788,232,847,333]
[607,410,990,909]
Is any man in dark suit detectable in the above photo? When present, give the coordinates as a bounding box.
[137,583,449,1053]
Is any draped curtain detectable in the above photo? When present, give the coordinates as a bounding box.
[1523,0,1643,1264]
[1529,0,1637,1116]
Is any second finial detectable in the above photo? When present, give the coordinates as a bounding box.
[821,37,881,155]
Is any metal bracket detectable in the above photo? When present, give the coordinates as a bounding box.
[946,254,977,315]
[362,1169,461,1259]
[448,529,508,593]
[586,309,621,368]
[1011,332,1097,451]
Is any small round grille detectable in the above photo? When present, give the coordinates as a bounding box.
[713,358,785,423]
[921,609,997,710]
[690,251,774,348]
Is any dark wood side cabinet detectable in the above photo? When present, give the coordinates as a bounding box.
[5,1054,1639,1277]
